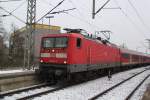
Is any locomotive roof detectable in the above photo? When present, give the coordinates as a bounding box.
[120,47,150,57]
[42,33,117,47]
[43,32,84,37]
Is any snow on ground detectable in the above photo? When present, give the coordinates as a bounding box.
[3,87,55,100]
[130,77,150,100]
[2,66,150,100]
[97,69,150,100]
[0,69,24,74]
[31,66,150,100]
[0,69,34,75]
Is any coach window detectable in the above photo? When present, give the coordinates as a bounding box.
[122,53,129,58]
[76,38,81,48]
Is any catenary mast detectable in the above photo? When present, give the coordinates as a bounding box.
[24,0,36,69]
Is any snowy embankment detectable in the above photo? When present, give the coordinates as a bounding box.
[2,66,150,100]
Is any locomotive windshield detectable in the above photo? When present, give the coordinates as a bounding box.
[42,37,68,48]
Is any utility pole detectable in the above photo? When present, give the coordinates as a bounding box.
[24,0,36,69]
[0,8,6,38]
[92,0,95,19]
[23,0,72,69]
[45,16,54,32]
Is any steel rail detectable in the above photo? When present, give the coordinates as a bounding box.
[89,69,149,100]
[16,84,72,100]
[125,74,150,100]
[0,83,51,98]
[16,77,92,100]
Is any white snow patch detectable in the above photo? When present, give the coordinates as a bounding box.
[130,77,150,100]
[0,69,24,74]
[0,69,34,75]
[3,87,54,100]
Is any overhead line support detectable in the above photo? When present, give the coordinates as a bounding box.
[24,0,36,69]
[92,0,111,19]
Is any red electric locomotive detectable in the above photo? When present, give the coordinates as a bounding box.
[39,29,150,81]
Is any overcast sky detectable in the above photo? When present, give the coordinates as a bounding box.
[0,0,150,53]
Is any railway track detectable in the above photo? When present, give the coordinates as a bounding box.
[0,83,51,98]
[1,81,79,100]
[89,68,150,100]
[16,84,69,100]
[125,74,150,100]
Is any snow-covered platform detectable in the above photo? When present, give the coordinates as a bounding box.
[0,69,41,92]
[0,69,35,78]
[0,69,34,75]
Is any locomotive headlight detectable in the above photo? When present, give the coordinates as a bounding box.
[40,60,43,63]
[52,49,55,52]
[56,53,67,58]
[64,61,67,64]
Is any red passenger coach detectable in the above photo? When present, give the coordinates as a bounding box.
[120,48,150,67]
[39,29,150,82]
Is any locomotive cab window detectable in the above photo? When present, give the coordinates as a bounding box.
[76,38,81,48]
[42,37,68,48]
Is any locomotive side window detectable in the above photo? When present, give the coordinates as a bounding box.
[76,38,81,48]
[122,53,129,59]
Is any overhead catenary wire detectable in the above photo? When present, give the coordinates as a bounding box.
[95,0,111,15]
[9,0,26,14]
[113,0,147,39]
[41,0,102,33]
[68,0,85,16]
[36,0,66,23]
[70,0,90,14]
[49,8,76,14]
[68,0,122,41]
[42,0,114,40]
[0,6,26,24]
[67,0,110,34]
[127,0,150,33]
[41,0,115,35]
[0,0,26,24]
[67,0,94,20]
[67,0,100,30]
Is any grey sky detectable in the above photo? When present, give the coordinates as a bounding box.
[0,0,150,53]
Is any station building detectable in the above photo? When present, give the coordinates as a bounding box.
[9,24,61,66]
